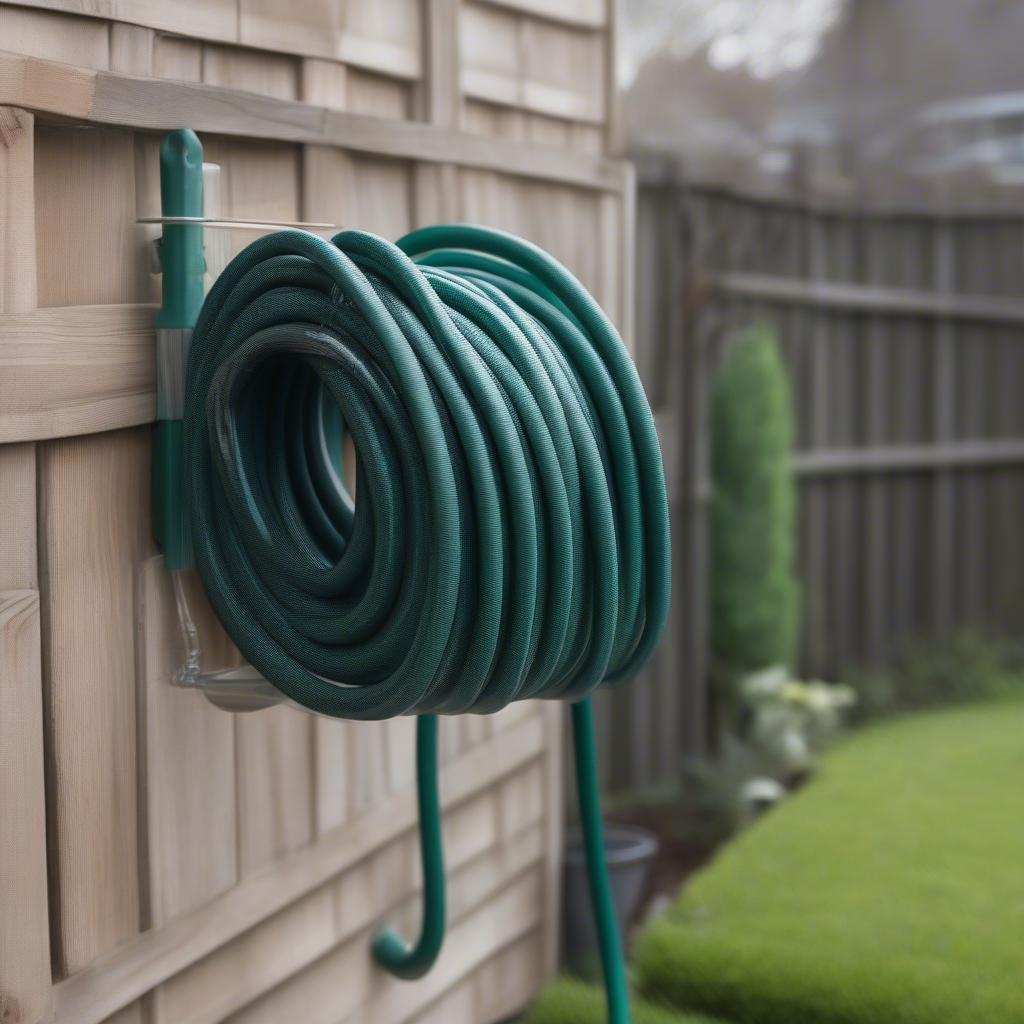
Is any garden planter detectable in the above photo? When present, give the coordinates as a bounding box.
[563,823,659,977]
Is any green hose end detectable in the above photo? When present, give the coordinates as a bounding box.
[371,715,445,981]
[156,129,205,330]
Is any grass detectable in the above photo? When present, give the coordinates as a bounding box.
[633,693,1024,1024]
[524,977,726,1024]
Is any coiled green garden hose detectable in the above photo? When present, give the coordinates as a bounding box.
[156,130,669,1021]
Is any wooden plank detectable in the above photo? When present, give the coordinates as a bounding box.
[520,16,604,124]
[201,44,301,101]
[300,57,348,108]
[152,35,202,82]
[153,889,335,1024]
[793,440,1024,476]
[713,269,1024,325]
[470,930,544,1023]
[238,0,342,59]
[223,815,544,1023]
[0,304,155,443]
[0,5,110,70]
[145,781,540,1024]
[423,0,459,127]
[136,557,238,928]
[34,124,148,306]
[12,0,238,44]
[473,0,605,28]
[0,51,628,191]
[54,712,545,1024]
[109,24,154,77]
[0,444,38,588]
[0,591,51,1024]
[236,706,316,874]
[0,107,36,312]
[0,103,50,1024]
[39,427,153,975]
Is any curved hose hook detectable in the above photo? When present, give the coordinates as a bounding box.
[371,715,446,979]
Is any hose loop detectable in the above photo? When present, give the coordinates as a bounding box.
[183,226,670,720]
[182,223,670,1018]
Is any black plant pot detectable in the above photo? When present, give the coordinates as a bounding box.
[563,823,658,978]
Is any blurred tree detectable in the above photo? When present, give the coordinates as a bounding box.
[709,327,798,678]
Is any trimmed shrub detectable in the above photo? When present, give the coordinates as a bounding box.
[709,328,798,677]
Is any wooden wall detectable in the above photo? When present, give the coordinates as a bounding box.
[0,2,631,1021]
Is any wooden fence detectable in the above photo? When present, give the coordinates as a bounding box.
[592,165,1024,793]
[0,2,631,1022]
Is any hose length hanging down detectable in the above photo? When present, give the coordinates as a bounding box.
[181,223,671,1018]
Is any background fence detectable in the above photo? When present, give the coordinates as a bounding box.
[593,162,1024,793]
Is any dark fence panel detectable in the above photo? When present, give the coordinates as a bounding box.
[594,177,1024,794]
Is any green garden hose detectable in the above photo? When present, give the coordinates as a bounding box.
[157,130,670,1021]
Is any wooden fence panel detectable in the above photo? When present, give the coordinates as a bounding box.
[612,175,1024,794]
[0,0,623,1018]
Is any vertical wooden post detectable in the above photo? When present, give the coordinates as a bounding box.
[421,0,459,129]
[932,218,956,636]
[681,187,712,758]
[0,105,52,1024]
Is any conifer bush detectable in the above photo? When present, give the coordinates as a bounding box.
[709,328,798,677]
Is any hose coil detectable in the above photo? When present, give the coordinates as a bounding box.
[183,225,670,721]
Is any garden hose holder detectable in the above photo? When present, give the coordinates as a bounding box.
[151,128,670,1021]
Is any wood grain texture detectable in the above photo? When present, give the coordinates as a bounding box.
[0,98,50,1024]
[0,5,109,70]
[11,0,238,43]
[136,558,238,928]
[221,809,545,1023]
[55,712,544,1023]
[34,124,148,306]
[39,427,154,975]
[0,443,38,588]
[0,51,626,191]
[0,304,155,442]
[0,106,36,312]
[0,591,51,1024]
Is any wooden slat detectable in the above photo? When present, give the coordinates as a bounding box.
[713,269,1024,325]
[0,50,628,191]
[0,106,36,311]
[170,781,539,1024]
[0,593,51,1024]
[473,0,605,29]
[423,0,459,127]
[34,123,151,306]
[54,711,545,1024]
[0,304,155,443]
[39,427,154,975]
[792,439,1024,475]
[11,0,239,44]
[136,558,238,928]
[0,103,51,1024]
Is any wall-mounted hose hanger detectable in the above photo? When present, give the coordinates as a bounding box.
[153,129,670,1022]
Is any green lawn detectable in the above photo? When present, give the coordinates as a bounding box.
[634,694,1024,1024]
[524,976,725,1024]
